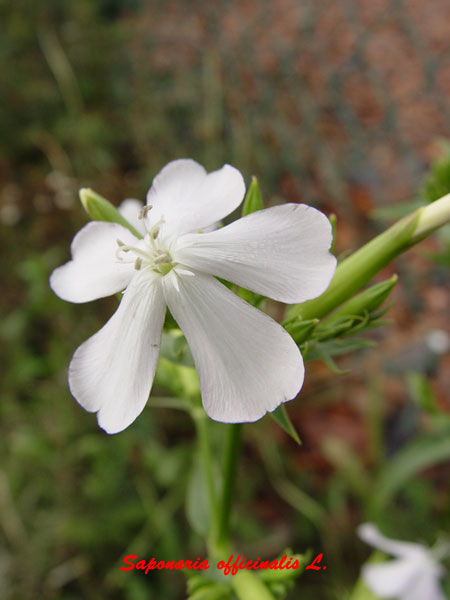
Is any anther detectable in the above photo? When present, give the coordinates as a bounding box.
[134,257,142,270]
[154,253,171,264]
[139,205,152,220]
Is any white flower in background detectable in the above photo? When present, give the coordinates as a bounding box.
[50,159,336,433]
[358,523,447,600]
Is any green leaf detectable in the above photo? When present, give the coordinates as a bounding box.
[318,351,350,375]
[406,371,440,415]
[274,479,326,526]
[79,188,142,238]
[372,201,423,221]
[322,438,372,499]
[242,176,263,217]
[372,429,450,510]
[325,275,398,322]
[422,138,450,202]
[307,338,376,363]
[269,405,302,445]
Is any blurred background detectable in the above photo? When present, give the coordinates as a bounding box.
[1,0,449,598]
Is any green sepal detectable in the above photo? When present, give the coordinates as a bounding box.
[282,317,319,344]
[79,188,142,238]
[324,275,398,322]
[242,176,264,217]
[269,405,302,445]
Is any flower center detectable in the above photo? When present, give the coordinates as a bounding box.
[115,218,175,276]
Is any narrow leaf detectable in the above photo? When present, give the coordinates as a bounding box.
[283,318,319,344]
[270,405,302,445]
[372,429,450,510]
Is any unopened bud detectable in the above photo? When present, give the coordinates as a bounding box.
[79,188,141,238]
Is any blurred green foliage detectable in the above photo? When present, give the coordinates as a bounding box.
[1,1,449,599]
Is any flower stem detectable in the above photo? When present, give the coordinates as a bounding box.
[290,194,450,321]
[216,424,242,554]
[192,416,276,599]
[192,408,219,545]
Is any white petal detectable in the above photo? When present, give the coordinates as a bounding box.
[175,203,337,304]
[403,574,447,600]
[118,198,146,236]
[146,159,245,236]
[362,559,420,597]
[358,523,424,557]
[50,221,138,303]
[162,269,304,422]
[68,271,166,433]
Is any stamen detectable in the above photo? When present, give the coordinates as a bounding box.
[114,219,174,277]
[172,274,180,292]
[154,253,171,264]
[146,217,166,249]
[139,205,152,220]
[176,268,194,277]
[116,244,150,262]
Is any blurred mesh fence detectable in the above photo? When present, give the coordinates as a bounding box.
[2,0,450,219]
[125,0,450,208]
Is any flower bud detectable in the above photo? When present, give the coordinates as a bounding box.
[242,177,264,217]
[79,188,141,238]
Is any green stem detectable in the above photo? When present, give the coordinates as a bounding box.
[192,416,276,599]
[290,210,421,321]
[216,424,242,554]
[192,408,219,544]
[290,194,450,321]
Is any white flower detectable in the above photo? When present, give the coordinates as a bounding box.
[358,523,447,600]
[50,159,336,433]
